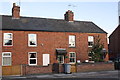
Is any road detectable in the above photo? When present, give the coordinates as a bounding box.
[2,70,120,80]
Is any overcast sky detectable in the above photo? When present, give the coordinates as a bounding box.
[0,0,119,38]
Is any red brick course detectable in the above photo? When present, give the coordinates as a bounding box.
[22,64,52,75]
[1,30,108,66]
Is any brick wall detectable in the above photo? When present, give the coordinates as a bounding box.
[22,64,53,75]
[0,31,2,77]
[1,30,108,66]
[109,25,120,59]
[77,62,114,72]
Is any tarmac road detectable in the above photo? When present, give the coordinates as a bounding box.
[1,70,120,80]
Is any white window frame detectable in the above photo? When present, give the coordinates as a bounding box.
[2,52,12,66]
[28,52,37,66]
[69,35,75,47]
[3,33,13,46]
[88,36,94,47]
[28,34,37,47]
[69,52,76,64]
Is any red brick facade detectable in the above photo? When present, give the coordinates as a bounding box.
[109,25,120,60]
[0,31,2,76]
[1,30,108,66]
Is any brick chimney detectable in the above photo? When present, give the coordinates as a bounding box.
[64,10,74,21]
[12,3,20,19]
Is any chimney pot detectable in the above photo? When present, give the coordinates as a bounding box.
[64,10,74,21]
[13,3,16,6]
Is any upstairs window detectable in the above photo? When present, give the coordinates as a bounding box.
[2,52,12,66]
[28,34,37,47]
[88,36,94,47]
[3,33,13,46]
[69,52,76,63]
[28,52,37,65]
[69,35,75,47]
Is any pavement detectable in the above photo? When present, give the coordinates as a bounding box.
[1,70,120,80]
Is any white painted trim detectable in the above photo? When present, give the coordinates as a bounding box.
[3,33,13,46]
[69,35,76,47]
[28,34,37,47]
[88,36,94,47]
[69,52,76,64]
[28,52,37,66]
[2,52,12,66]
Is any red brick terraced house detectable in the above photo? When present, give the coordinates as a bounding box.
[0,3,109,75]
[109,25,120,60]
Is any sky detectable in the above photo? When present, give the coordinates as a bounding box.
[0,0,119,39]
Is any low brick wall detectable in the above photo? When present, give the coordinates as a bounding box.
[22,64,53,75]
[77,62,115,72]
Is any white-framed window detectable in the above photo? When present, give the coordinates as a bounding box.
[69,52,76,63]
[88,36,94,47]
[28,52,37,65]
[69,35,75,47]
[3,33,13,46]
[57,55,64,64]
[28,34,37,47]
[2,52,12,66]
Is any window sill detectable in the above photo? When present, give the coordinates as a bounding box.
[29,64,37,66]
[88,46,93,48]
[3,45,13,47]
[69,46,76,48]
[28,46,37,47]
[2,65,12,66]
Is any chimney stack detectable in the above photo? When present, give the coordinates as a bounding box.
[12,3,20,19]
[64,10,74,22]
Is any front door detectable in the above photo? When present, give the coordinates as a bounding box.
[57,55,64,64]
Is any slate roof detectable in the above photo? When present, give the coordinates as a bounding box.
[0,15,107,33]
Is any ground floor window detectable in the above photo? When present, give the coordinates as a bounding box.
[57,55,64,64]
[2,52,11,66]
[69,52,76,63]
[28,52,37,65]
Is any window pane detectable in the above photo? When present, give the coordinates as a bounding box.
[3,53,11,57]
[88,42,93,47]
[3,57,11,66]
[4,33,12,39]
[57,55,64,63]
[30,59,36,64]
[4,40,12,45]
[30,53,36,58]
[88,36,94,42]
[70,58,75,63]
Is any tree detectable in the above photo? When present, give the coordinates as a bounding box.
[89,36,105,62]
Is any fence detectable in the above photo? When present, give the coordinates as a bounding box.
[2,65,21,76]
[2,62,115,76]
